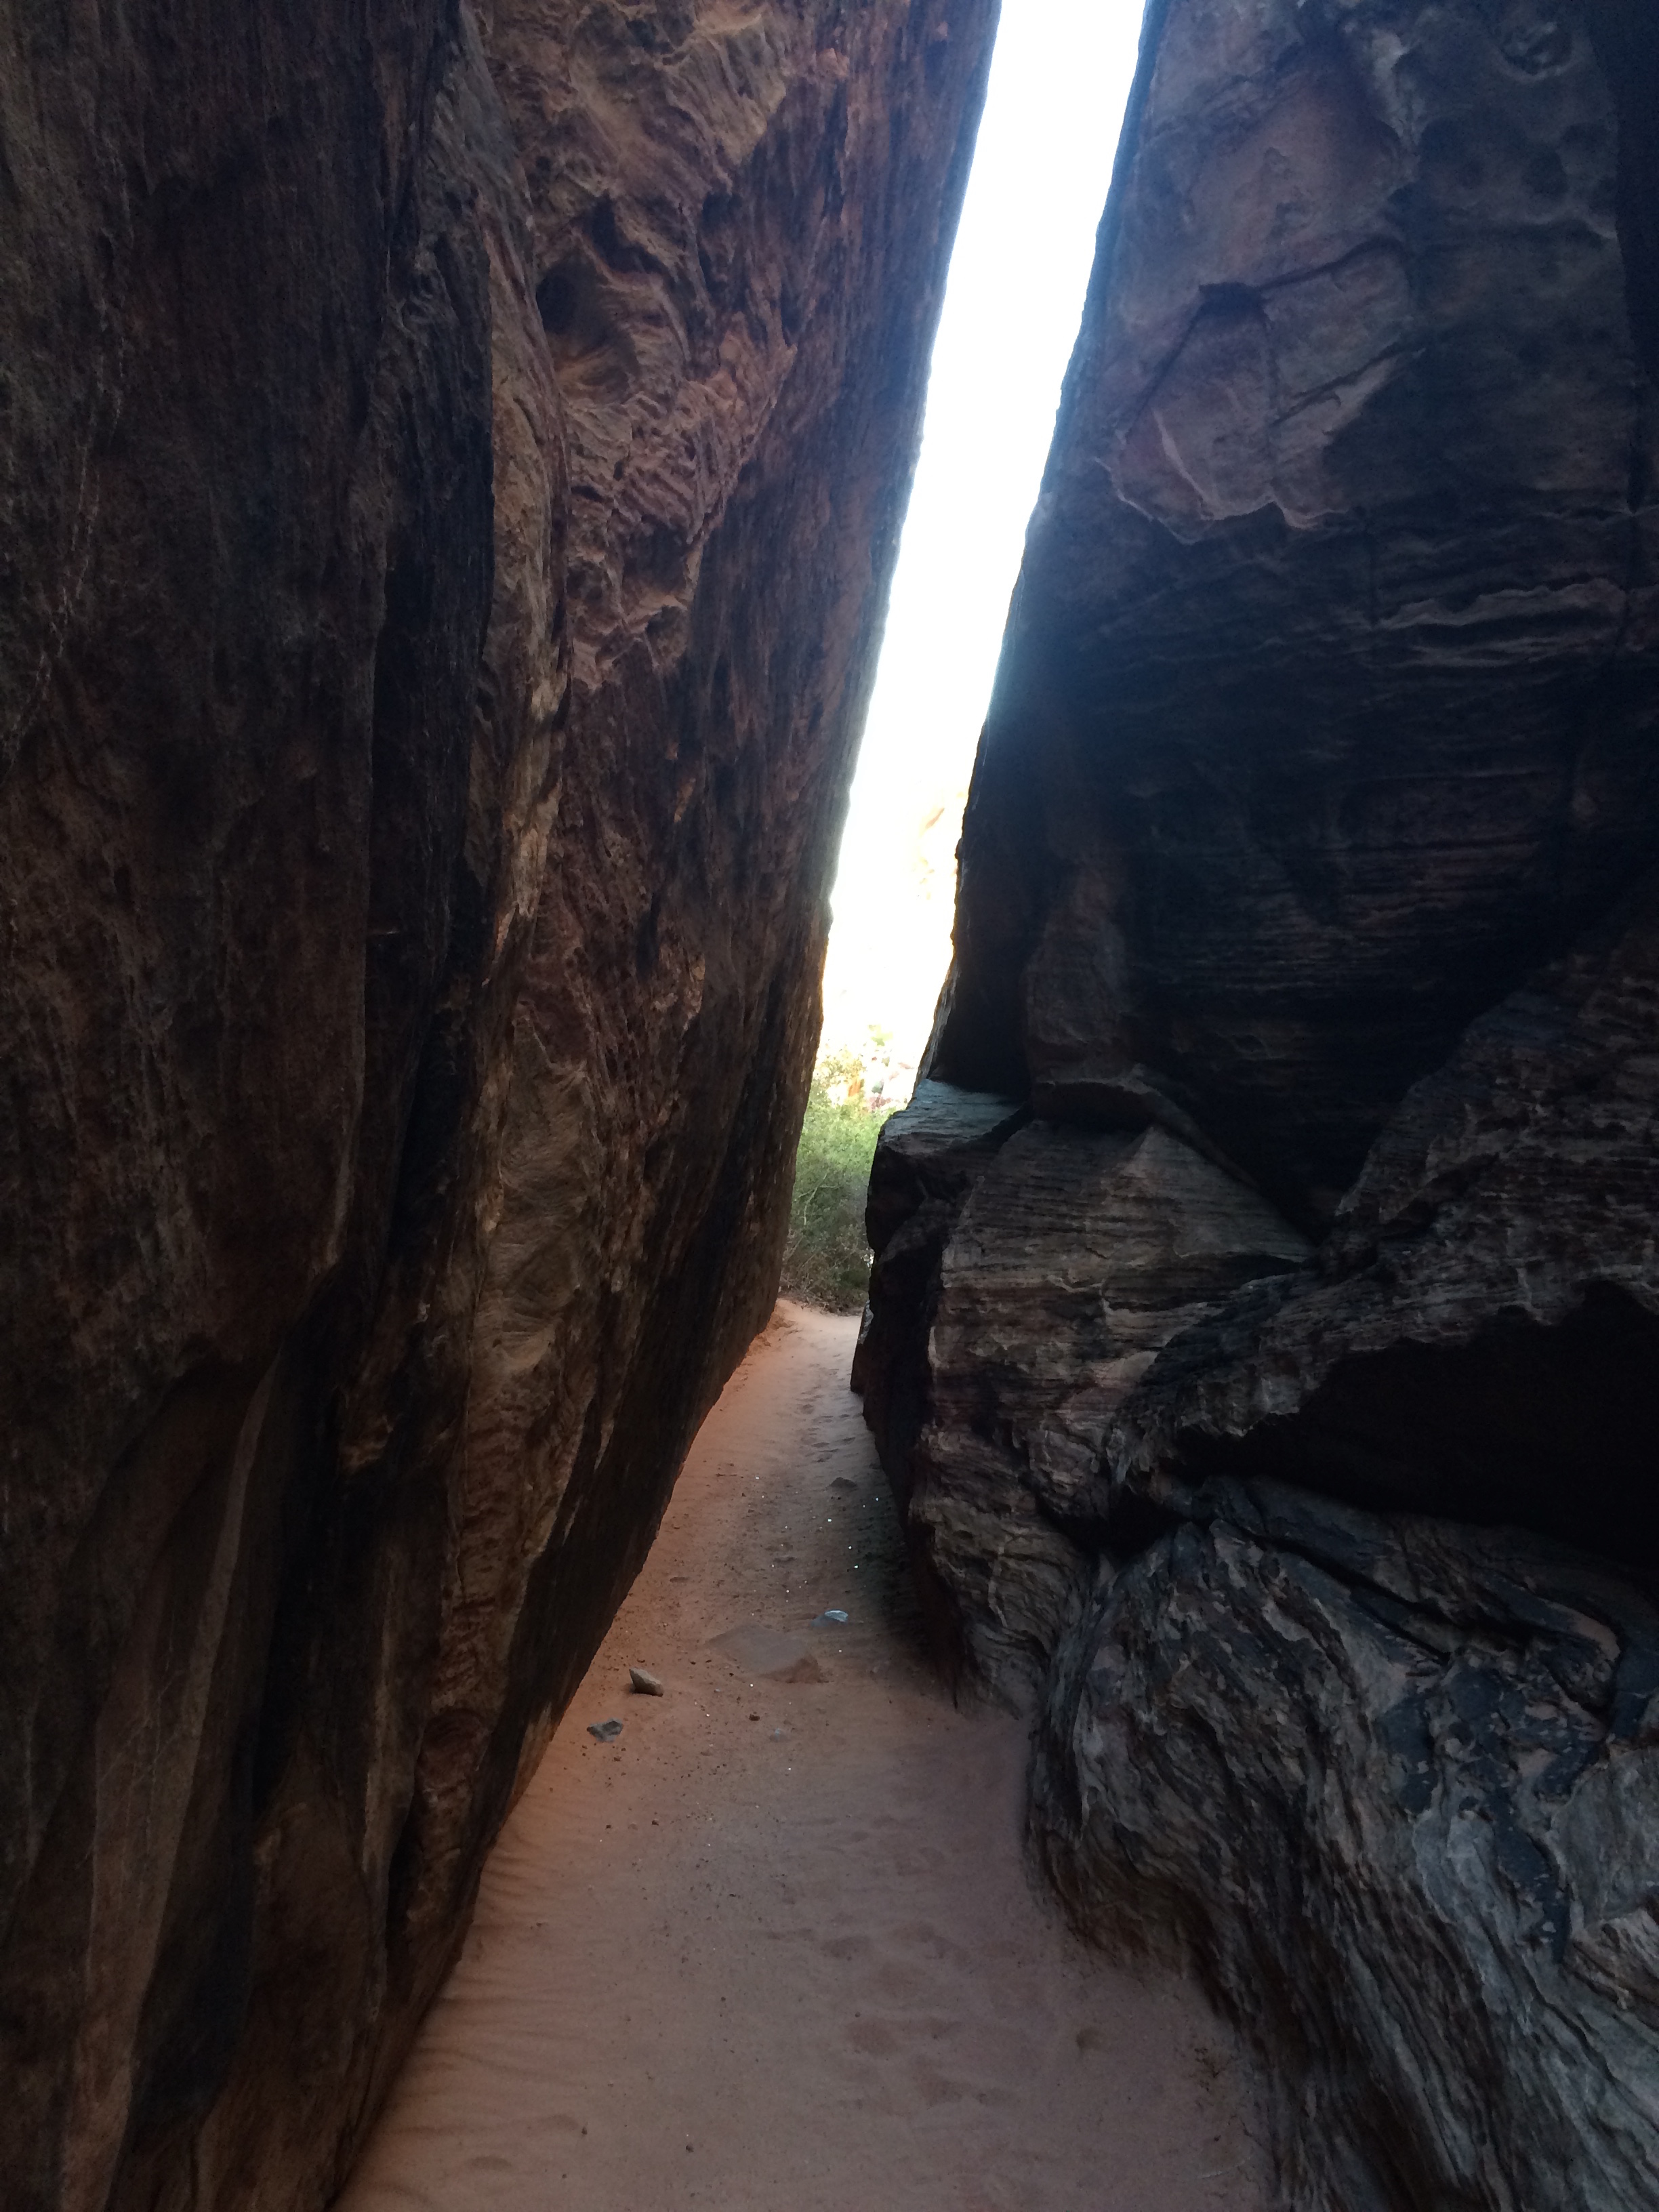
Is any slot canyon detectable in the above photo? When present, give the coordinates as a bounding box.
[1,3,1656,2211]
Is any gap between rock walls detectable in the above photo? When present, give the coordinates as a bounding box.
[337,1305,1267,2212]
[3,1,1658,2210]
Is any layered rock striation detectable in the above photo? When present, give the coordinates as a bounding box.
[0,3,995,2207]
[1034,1481,1659,2212]
[858,1,1659,2203]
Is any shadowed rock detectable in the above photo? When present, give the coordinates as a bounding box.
[930,0,1659,1227]
[859,0,1659,2200]
[0,3,996,2205]
[1034,1483,1659,2212]
[865,1111,1310,1698]
[1110,880,1659,1560]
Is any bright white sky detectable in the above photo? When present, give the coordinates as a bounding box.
[820,0,1146,1088]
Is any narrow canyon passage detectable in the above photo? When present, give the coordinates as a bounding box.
[340,1305,1263,2212]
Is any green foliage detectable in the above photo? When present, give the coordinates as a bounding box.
[779,1054,891,1312]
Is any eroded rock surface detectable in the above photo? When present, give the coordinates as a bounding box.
[1034,1482,1659,2212]
[861,1104,1309,1695]
[931,0,1659,1224]
[1111,879,1659,1560]
[0,3,994,2207]
[859,1,1659,2203]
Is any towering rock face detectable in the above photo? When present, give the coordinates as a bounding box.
[858,1,1659,2202]
[935,0,1659,1217]
[0,3,996,2207]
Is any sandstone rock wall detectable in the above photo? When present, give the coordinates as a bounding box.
[0,3,996,2206]
[858,1,1659,2202]
[1033,1480,1659,2212]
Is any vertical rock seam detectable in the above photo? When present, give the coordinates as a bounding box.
[858,1,1659,2205]
[0,2,998,2207]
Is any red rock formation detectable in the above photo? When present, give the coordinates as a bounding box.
[933,0,1659,1220]
[0,3,996,2205]
[1033,1479,1659,2212]
[859,1,1659,2202]
[1109,878,1659,1557]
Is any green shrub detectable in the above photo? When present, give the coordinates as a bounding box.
[779,1053,891,1312]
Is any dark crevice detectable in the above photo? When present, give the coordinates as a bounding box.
[1167,1283,1659,1569]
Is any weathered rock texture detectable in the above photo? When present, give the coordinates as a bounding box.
[933,0,1659,1223]
[1111,879,1659,1558]
[859,1090,1311,1692]
[0,3,995,2207]
[1034,1481,1659,2212]
[857,0,1659,2203]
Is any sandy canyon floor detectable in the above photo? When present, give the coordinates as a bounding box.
[341,1302,1265,2212]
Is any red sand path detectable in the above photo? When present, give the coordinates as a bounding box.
[340,1301,1265,2212]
